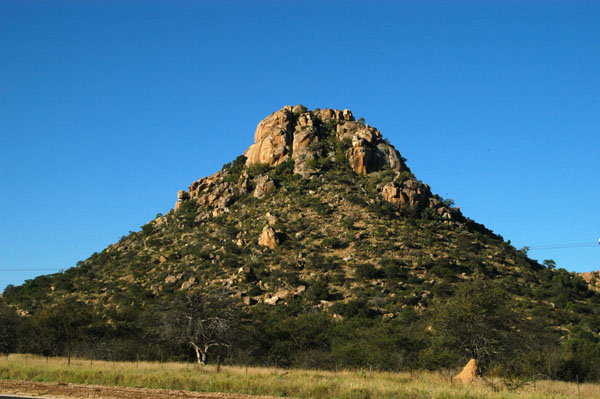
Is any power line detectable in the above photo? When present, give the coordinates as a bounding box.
[0,268,63,272]
[528,242,598,250]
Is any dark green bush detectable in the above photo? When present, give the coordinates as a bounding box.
[355,263,384,279]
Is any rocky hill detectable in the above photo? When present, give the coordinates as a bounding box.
[2,106,600,380]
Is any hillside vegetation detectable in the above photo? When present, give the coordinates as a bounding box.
[1,106,599,381]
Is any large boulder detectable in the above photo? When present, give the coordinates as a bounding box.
[348,138,372,175]
[244,107,296,167]
[258,225,279,250]
[342,123,406,175]
[381,179,432,209]
[174,190,190,210]
[265,212,279,226]
[253,175,276,198]
[291,113,320,176]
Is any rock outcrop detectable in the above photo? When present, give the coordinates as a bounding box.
[579,271,600,292]
[244,105,409,176]
[258,225,279,249]
[382,179,432,210]
[265,212,279,226]
[174,171,235,217]
[244,106,300,167]
[174,190,190,211]
[253,175,276,198]
[173,106,454,223]
[381,179,462,220]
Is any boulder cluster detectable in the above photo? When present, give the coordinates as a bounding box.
[244,105,407,176]
[173,168,278,219]
[381,179,460,220]
[174,170,235,217]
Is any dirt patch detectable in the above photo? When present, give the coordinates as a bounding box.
[0,380,288,399]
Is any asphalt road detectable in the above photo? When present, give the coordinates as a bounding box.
[1,396,49,399]
[1,396,57,399]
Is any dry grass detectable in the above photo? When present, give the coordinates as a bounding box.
[0,354,598,398]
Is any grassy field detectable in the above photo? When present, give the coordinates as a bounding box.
[0,354,597,399]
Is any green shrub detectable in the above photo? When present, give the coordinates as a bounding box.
[223,155,247,183]
[248,162,271,176]
[321,237,347,249]
[355,264,384,279]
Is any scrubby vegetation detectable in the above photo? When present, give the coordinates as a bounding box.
[1,354,599,399]
[2,116,600,383]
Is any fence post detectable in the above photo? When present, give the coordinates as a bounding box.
[216,355,221,373]
[577,375,580,399]
[67,351,71,366]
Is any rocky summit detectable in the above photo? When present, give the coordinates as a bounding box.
[244,105,406,176]
[3,106,600,379]
[175,105,455,222]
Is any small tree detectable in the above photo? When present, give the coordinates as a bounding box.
[426,280,527,372]
[0,303,20,354]
[28,300,94,357]
[161,293,235,365]
[543,259,557,270]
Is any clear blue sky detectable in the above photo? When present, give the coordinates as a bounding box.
[1,1,599,292]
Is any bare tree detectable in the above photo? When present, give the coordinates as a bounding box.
[161,293,235,365]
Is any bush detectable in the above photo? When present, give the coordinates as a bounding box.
[382,260,407,279]
[223,155,247,183]
[248,162,271,176]
[345,194,366,206]
[321,237,348,249]
[369,201,396,218]
[330,300,374,319]
[355,264,384,279]
[305,158,318,170]
[306,280,331,302]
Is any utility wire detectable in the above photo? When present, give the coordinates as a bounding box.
[0,268,63,272]
[528,242,598,250]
